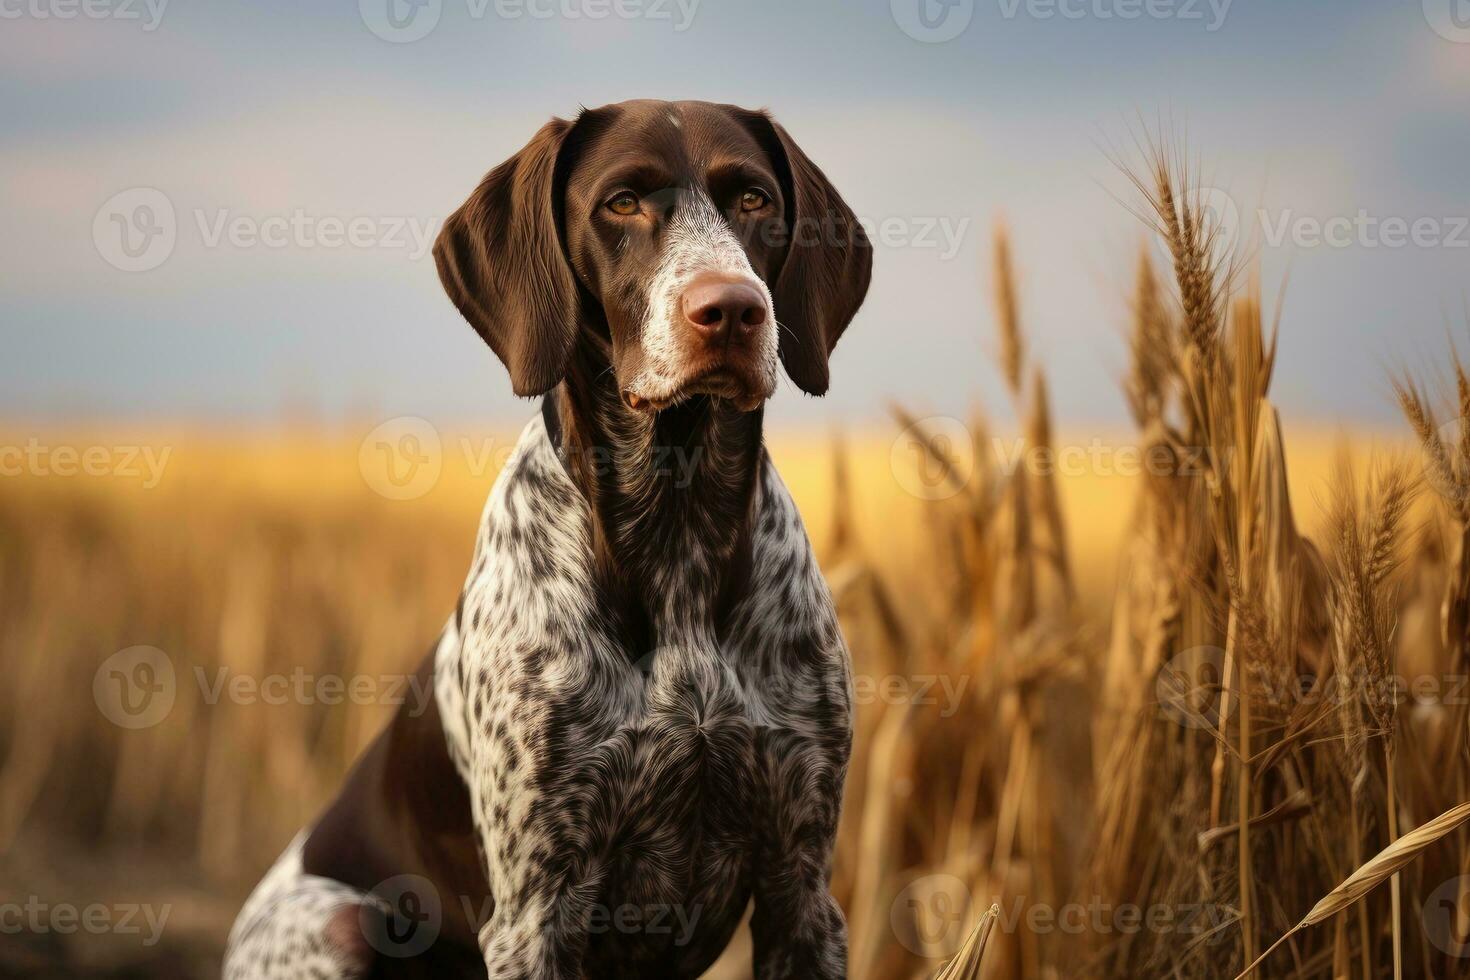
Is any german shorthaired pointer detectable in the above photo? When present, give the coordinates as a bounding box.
[224,99,871,979]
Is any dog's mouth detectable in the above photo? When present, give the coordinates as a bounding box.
[623,364,772,414]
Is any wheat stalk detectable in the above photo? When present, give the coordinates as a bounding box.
[1233,801,1470,979]
[993,224,1025,399]
[933,904,1001,980]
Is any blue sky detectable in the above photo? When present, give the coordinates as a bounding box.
[4,0,1469,429]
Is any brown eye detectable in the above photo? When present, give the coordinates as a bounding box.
[606,192,640,216]
[740,188,769,213]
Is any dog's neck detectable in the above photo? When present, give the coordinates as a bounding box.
[547,333,764,651]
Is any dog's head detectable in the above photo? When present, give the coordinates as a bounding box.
[434,99,872,412]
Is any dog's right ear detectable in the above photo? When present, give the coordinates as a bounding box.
[434,119,578,397]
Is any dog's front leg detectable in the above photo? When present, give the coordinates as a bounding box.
[752,881,848,980]
[468,758,594,980]
[462,691,595,980]
[750,729,849,979]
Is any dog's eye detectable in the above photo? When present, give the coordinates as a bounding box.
[606,192,640,216]
[739,188,770,213]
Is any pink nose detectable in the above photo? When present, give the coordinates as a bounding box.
[681,277,767,343]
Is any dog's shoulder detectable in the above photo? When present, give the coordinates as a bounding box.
[474,413,589,576]
[459,412,598,632]
[741,451,841,637]
[432,412,599,774]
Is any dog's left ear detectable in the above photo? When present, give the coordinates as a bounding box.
[434,118,579,397]
[747,112,873,396]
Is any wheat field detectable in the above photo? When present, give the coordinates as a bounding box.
[3,156,1469,978]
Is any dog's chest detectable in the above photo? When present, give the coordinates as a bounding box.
[553,653,766,973]
[436,416,850,974]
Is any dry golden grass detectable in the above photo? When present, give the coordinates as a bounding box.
[3,154,1469,979]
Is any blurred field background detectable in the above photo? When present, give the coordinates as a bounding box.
[4,166,1470,978]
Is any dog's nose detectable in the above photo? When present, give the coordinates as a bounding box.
[681,277,767,343]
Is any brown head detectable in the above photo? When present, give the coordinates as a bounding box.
[433,99,872,413]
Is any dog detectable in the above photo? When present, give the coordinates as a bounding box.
[223,98,872,979]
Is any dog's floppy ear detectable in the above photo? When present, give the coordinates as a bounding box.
[434,118,579,397]
[753,113,873,396]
